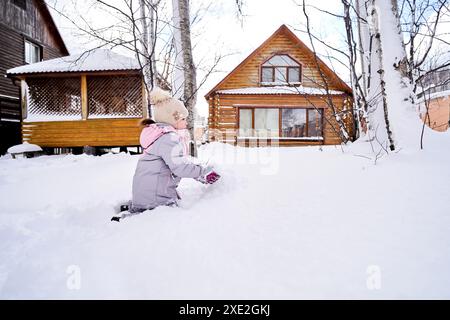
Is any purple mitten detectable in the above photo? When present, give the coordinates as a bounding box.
[205,171,220,184]
[198,167,220,184]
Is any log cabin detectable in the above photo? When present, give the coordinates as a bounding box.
[6,49,170,151]
[0,0,69,154]
[205,24,354,147]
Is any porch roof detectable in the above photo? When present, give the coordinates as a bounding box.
[6,49,140,76]
[216,86,347,96]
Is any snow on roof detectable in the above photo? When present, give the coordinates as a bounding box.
[416,90,450,104]
[7,49,140,76]
[216,86,346,95]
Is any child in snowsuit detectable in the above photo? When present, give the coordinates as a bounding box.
[128,88,219,214]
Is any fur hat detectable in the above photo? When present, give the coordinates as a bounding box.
[150,88,188,127]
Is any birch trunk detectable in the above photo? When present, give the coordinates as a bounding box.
[355,0,368,97]
[375,0,421,150]
[357,0,388,147]
[171,0,184,100]
[374,29,396,151]
[358,0,421,151]
[172,0,197,156]
[139,0,159,118]
[343,0,367,140]
[148,2,157,87]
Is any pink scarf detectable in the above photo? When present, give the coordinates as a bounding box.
[140,124,190,156]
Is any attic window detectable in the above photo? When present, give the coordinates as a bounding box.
[13,0,27,10]
[261,54,301,85]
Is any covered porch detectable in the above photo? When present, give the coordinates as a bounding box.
[7,49,149,148]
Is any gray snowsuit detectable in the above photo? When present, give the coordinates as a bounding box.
[130,123,206,212]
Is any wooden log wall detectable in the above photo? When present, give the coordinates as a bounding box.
[208,93,353,146]
[0,0,66,52]
[216,32,347,93]
[0,0,67,116]
[22,118,143,147]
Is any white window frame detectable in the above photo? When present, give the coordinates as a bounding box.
[25,40,42,64]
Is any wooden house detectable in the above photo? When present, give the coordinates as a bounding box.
[6,49,163,150]
[0,0,69,154]
[205,25,354,146]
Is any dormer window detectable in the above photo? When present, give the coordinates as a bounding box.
[261,54,301,85]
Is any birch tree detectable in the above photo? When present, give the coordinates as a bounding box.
[172,0,197,156]
[401,0,449,95]
[358,0,424,151]
[139,0,162,117]
[301,0,447,153]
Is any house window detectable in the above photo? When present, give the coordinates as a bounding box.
[288,67,300,82]
[239,108,279,137]
[307,109,322,137]
[261,54,301,85]
[281,108,323,138]
[239,107,323,138]
[282,109,306,137]
[25,40,41,64]
[261,68,273,83]
[13,0,27,10]
[254,108,279,137]
[239,109,253,137]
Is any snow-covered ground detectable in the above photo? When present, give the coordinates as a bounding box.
[0,131,449,299]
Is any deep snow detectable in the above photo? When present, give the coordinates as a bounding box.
[0,131,449,299]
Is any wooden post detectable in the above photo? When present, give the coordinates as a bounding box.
[20,80,27,120]
[142,78,148,119]
[81,75,88,120]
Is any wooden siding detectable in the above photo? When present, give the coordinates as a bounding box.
[1,0,69,153]
[0,23,24,99]
[0,0,67,52]
[22,118,144,147]
[0,0,68,101]
[206,25,351,97]
[0,95,21,120]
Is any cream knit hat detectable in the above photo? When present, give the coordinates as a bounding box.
[150,88,188,127]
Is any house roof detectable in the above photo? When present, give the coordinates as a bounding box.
[35,0,69,55]
[205,24,352,99]
[217,86,346,96]
[7,49,141,76]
